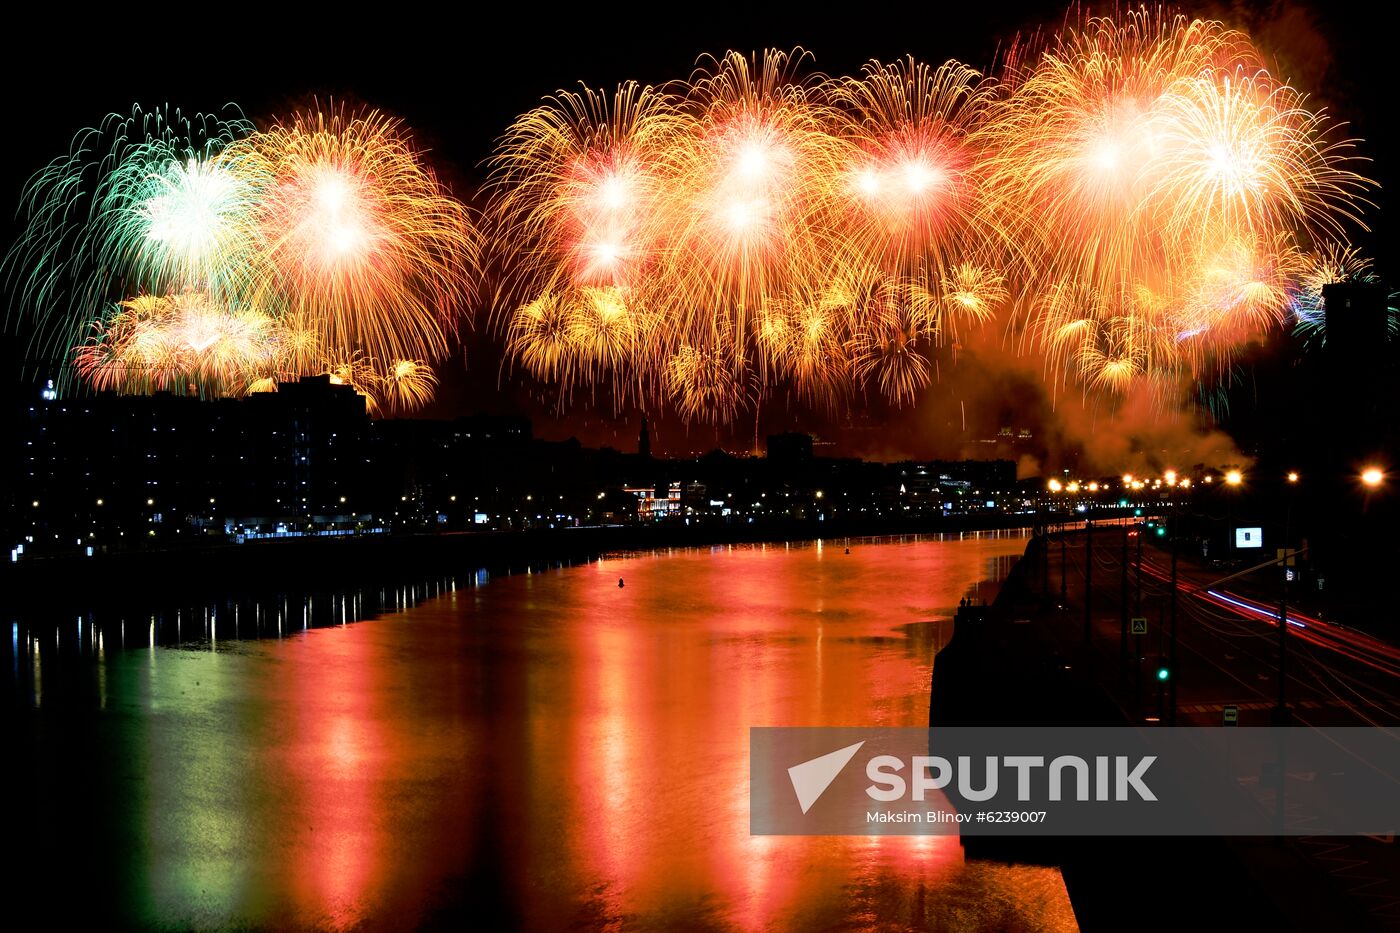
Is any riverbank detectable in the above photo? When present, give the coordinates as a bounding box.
[933,532,1395,932]
[2,512,1052,612]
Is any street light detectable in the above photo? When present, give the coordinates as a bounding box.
[1276,472,1302,723]
[1225,470,1243,487]
[1047,478,1062,493]
[1361,467,1384,489]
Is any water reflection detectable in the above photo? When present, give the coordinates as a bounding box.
[12,532,1075,930]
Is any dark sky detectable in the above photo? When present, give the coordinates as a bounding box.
[1,1,1391,462]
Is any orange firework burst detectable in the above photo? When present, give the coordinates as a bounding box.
[659,50,849,352]
[489,82,687,405]
[382,358,439,412]
[233,106,478,365]
[829,57,995,283]
[664,341,752,424]
[73,291,285,396]
[981,10,1370,386]
[489,82,685,300]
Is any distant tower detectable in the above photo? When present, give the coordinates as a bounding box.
[639,417,652,459]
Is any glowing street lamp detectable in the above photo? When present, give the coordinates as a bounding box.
[1164,470,1177,486]
[1224,470,1243,487]
[1286,471,1299,484]
[1047,478,1062,493]
[1361,467,1385,489]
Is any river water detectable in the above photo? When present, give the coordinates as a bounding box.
[10,533,1077,930]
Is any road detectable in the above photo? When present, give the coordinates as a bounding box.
[1032,524,1400,930]
[1041,522,1400,728]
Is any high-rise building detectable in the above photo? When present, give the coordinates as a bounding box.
[766,432,813,464]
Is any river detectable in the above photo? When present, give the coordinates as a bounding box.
[9,532,1077,930]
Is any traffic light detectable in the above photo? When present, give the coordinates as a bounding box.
[1155,661,1171,682]
[1155,526,1166,537]
[1134,508,1143,516]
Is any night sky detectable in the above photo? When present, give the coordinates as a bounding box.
[1,1,1391,465]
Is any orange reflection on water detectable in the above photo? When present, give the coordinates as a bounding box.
[82,533,1072,930]
[512,534,1076,931]
[275,618,389,930]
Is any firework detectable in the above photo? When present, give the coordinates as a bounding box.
[980,10,1370,385]
[10,103,477,415]
[488,82,687,302]
[103,144,267,300]
[382,359,439,413]
[232,106,479,363]
[829,58,995,282]
[664,342,751,424]
[659,50,848,332]
[850,279,936,407]
[5,105,254,364]
[73,291,284,396]
[485,17,1375,422]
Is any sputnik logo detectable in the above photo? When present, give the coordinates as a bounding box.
[787,741,865,814]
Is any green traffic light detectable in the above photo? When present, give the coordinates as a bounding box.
[1134,508,1143,516]
[1156,667,1170,682]
[1155,527,1166,537]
